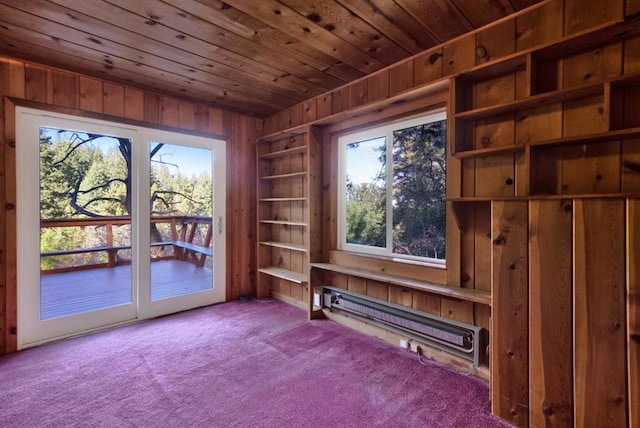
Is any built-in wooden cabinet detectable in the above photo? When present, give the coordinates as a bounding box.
[256,125,322,308]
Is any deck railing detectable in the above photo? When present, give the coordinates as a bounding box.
[40,215,213,274]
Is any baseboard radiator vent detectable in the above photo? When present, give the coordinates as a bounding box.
[322,286,487,367]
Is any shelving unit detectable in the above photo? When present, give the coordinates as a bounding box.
[450,24,640,201]
[256,125,322,310]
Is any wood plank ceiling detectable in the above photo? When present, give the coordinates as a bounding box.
[0,0,543,116]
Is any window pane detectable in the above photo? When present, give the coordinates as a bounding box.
[345,137,386,248]
[392,120,446,260]
[39,128,132,320]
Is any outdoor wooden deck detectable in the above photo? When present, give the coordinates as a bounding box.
[40,260,213,320]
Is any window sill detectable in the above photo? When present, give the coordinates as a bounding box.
[329,250,447,285]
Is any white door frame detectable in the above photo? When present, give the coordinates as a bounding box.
[16,107,226,348]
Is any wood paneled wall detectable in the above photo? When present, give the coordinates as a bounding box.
[0,57,257,354]
[263,0,640,426]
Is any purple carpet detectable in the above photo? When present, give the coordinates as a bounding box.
[0,300,512,427]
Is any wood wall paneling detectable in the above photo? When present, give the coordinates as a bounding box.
[389,60,414,96]
[515,0,564,51]
[573,199,627,427]
[491,201,529,427]
[475,19,516,65]
[412,290,442,316]
[79,77,103,114]
[564,0,624,35]
[625,36,640,73]
[561,141,621,195]
[414,48,444,87]
[529,200,573,427]
[103,83,125,117]
[629,198,640,428]
[476,154,516,198]
[24,64,50,104]
[367,70,390,104]
[3,98,17,354]
[442,35,476,76]
[628,0,640,16]
[0,76,7,353]
[124,88,144,121]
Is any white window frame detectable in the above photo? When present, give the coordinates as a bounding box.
[337,110,447,265]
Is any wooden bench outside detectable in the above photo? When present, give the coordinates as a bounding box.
[170,241,212,267]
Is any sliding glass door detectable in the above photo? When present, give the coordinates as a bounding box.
[138,131,225,319]
[16,108,225,347]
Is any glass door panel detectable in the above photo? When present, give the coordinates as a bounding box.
[148,142,214,301]
[39,128,134,319]
[18,109,137,348]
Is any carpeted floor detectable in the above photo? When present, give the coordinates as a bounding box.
[0,299,512,427]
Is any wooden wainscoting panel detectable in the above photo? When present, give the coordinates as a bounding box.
[573,199,627,427]
[628,198,640,428]
[529,199,574,427]
[491,200,529,427]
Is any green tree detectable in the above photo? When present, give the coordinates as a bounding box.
[346,181,386,247]
[391,121,446,259]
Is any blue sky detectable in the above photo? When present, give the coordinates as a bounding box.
[42,128,211,178]
[150,142,211,178]
[346,137,385,186]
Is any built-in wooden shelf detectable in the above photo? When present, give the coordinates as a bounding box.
[258,267,308,284]
[259,241,308,252]
[258,124,309,142]
[259,197,308,202]
[455,81,602,119]
[311,263,491,306]
[258,145,307,159]
[259,171,307,180]
[453,127,640,159]
[259,219,308,227]
[257,125,321,305]
[448,193,640,202]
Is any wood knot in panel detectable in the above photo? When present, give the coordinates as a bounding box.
[476,45,488,59]
[493,234,506,245]
[429,52,442,65]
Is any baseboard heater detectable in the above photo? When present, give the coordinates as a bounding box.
[322,286,486,367]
